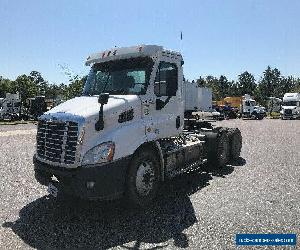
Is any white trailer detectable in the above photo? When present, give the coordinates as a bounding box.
[33,45,242,207]
[184,81,212,115]
[280,93,300,119]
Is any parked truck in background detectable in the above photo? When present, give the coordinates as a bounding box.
[216,96,242,109]
[24,96,48,120]
[215,95,266,120]
[33,45,242,207]
[0,93,21,120]
[240,94,266,120]
[280,93,300,119]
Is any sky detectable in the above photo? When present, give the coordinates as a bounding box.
[1,0,300,84]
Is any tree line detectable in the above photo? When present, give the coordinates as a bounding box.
[0,71,86,103]
[196,66,300,105]
[1,66,300,106]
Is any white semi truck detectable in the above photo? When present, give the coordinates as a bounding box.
[240,94,266,120]
[280,93,300,119]
[33,45,242,206]
[0,93,21,120]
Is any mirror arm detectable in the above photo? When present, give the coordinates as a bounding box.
[95,104,104,131]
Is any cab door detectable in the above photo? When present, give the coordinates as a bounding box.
[144,61,184,140]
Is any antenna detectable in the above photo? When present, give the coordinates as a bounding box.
[180,31,183,54]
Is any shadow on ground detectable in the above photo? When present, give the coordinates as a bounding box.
[2,159,245,249]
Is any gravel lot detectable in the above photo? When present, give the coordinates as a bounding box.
[0,119,299,249]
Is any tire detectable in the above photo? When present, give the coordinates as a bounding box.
[216,130,230,167]
[251,112,257,120]
[126,146,161,207]
[257,114,264,120]
[207,129,230,168]
[227,128,242,161]
[34,170,51,186]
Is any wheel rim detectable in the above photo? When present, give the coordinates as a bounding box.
[136,161,155,196]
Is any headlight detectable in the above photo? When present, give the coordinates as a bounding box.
[82,142,115,166]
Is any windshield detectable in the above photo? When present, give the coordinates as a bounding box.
[282,101,297,106]
[83,57,154,96]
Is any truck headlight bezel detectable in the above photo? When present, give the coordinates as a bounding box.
[82,141,115,166]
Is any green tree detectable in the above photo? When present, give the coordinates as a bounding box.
[227,80,241,96]
[196,76,206,87]
[257,66,281,105]
[237,71,256,96]
[0,76,14,98]
[292,78,300,92]
[65,75,87,99]
[218,75,230,98]
[276,76,294,98]
[13,74,38,103]
[205,75,220,100]
[29,71,48,95]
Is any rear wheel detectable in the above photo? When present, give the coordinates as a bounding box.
[207,129,230,168]
[126,147,160,207]
[257,114,264,120]
[227,128,242,161]
[216,131,230,167]
[251,112,257,119]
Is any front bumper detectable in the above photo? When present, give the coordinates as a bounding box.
[282,114,299,119]
[33,155,131,200]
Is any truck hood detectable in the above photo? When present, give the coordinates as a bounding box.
[253,106,266,113]
[282,106,296,110]
[47,95,141,119]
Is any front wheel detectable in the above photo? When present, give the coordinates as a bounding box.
[126,147,160,207]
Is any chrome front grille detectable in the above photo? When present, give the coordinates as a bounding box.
[284,109,292,115]
[37,120,78,164]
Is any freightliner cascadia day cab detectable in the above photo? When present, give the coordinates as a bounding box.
[33,45,242,207]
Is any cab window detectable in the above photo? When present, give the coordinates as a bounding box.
[154,62,178,97]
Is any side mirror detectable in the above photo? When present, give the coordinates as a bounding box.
[95,93,109,131]
[98,93,109,105]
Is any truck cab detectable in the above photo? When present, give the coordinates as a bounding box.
[0,93,21,120]
[241,94,265,120]
[280,93,300,119]
[33,45,242,206]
